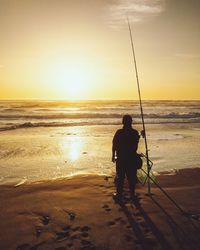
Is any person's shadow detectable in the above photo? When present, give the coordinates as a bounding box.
[150,196,200,250]
[117,195,200,250]
[117,197,173,250]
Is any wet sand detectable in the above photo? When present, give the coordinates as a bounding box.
[1,123,200,185]
[0,168,200,250]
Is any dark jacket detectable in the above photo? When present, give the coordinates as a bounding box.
[113,127,139,163]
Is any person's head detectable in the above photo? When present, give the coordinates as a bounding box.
[122,114,132,128]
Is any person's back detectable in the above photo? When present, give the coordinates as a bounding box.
[112,114,140,202]
[113,127,139,163]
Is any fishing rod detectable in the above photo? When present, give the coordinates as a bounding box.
[127,17,152,195]
[127,18,200,221]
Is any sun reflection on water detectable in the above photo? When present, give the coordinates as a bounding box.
[61,137,82,162]
[69,140,81,161]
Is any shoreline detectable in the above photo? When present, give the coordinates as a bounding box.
[1,123,200,186]
[0,167,199,188]
[0,121,200,133]
[0,168,200,250]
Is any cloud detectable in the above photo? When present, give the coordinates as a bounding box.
[105,0,165,29]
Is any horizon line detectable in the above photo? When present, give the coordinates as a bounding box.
[0,98,200,102]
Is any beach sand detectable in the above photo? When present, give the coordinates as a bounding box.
[0,168,200,250]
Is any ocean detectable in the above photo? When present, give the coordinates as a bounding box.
[0,100,200,185]
[0,100,200,130]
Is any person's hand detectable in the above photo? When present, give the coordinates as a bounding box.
[112,156,116,163]
[141,130,145,138]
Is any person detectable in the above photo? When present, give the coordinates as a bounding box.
[112,114,141,202]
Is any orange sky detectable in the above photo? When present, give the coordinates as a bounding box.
[0,0,199,100]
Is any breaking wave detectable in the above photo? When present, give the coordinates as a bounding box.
[0,112,200,120]
[0,100,200,131]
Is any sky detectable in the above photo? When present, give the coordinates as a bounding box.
[0,0,199,100]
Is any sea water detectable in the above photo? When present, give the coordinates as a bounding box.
[0,100,200,185]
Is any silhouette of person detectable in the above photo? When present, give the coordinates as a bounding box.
[112,114,140,201]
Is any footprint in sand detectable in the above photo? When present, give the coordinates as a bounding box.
[80,226,91,239]
[55,224,71,242]
[56,231,70,241]
[35,227,42,237]
[80,239,95,250]
[62,225,71,232]
[70,225,91,241]
[81,231,89,238]
[107,220,116,226]
[102,204,112,212]
[134,217,150,231]
[66,225,94,249]
[18,212,50,226]
[114,217,127,225]
[16,242,45,250]
[42,215,50,225]
[67,243,73,248]
[114,217,122,222]
[40,221,93,248]
[135,217,143,222]
[63,210,76,221]
[80,226,91,232]
[72,226,80,232]
[70,234,78,241]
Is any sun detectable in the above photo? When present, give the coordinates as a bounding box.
[62,65,88,100]
[41,56,96,99]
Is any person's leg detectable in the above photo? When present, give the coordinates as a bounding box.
[126,166,137,198]
[115,162,125,197]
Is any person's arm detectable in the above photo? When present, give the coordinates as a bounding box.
[141,129,145,138]
[112,132,117,162]
[135,130,140,151]
[112,144,116,162]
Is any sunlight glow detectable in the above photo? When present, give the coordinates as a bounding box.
[41,57,97,100]
[61,137,82,162]
[0,0,199,100]
[69,140,82,161]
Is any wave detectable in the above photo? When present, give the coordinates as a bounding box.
[0,121,114,131]
[0,112,199,120]
[1,118,200,132]
[2,108,25,112]
[0,100,200,131]
[1,100,199,110]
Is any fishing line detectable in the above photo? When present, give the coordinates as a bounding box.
[127,17,200,221]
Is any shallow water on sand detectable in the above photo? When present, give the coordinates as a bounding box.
[0,123,200,185]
